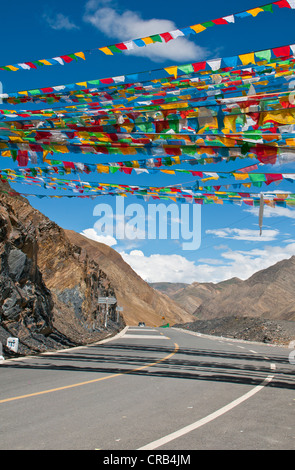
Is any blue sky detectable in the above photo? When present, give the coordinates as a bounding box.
[1,0,295,284]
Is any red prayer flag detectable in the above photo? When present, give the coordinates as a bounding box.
[25,62,37,69]
[41,88,54,93]
[192,61,206,72]
[274,0,291,7]
[265,174,283,184]
[17,151,29,167]
[272,46,291,57]
[160,32,174,42]
[212,18,228,25]
[100,78,114,84]
[60,55,73,63]
[115,43,128,51]
[63,161,75,169]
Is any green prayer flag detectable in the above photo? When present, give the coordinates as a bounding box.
[255,49,271,62]
[178,64,194,74]
[249,174,266,182]
[201,21,214,28]
[261,4,273,13]
[110,166,119,174]
[150,34,163,43]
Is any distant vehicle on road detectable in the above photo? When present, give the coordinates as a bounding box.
[138,322,145,327]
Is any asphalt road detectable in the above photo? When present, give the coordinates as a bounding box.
[0,326,294,450]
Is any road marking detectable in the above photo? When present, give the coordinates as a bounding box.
[250,350,257,354]
[128,328,157,332]
[270,363,276,370]
[122,335,169,339]
[138,374,274,450]
[0,343,179,404]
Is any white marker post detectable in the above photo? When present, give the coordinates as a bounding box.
[116,306,123,323]
[6,337,19,353]
[98,297,117,328]
[0,342,4,362]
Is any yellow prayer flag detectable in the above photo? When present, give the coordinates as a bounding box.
[6,65,19,71]
[190,24,206,34]
[38,60,52,66]
[172,156,181,164]
[247,7,263,17]
[164,66,178,78]
[223,115,237,133]
[239,53,255,65]
[99,47,113,56]
[9,136,24,143]
[53,145,68,154]
[202,176,219,182]
[75,52,86,60]
[232,173,249,180]
[142,37,154,45]
[121,147,137,155]
[96,165,109,174]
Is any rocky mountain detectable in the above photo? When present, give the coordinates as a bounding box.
[65,231,194,327]
[151,278,242,314]
[153,258,295,344]
[194,256,295,322]
[0,180,123,355]
[149,282,189,296]
[0,180,193,355]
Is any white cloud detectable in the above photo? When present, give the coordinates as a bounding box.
[80,228,117,246]
[205,227,279,242]
[43,12,79,30]
[120,250,201,283]
[119,242,295,284]
[83,4,207,62]
[245,205,295,220]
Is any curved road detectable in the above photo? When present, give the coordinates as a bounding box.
[0,326,294,450]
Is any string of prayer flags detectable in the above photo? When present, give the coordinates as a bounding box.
[1,2,295,73]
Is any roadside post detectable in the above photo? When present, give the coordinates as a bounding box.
[98,297,117,328]
[116,306,123,323]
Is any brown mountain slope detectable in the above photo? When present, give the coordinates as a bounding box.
[152,278,242,314]
[65,230,194,326]
[194,256,295,321]
[0,180,122,354]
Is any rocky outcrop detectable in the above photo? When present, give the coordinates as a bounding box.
[0,180,193,355]
[0,201,54,349]
[65,230,194,327]
[0,181,123,355]
[194,256,295,322]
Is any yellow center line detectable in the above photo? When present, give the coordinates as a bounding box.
[0,342,179,404]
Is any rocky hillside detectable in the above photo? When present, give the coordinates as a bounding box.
[155,259,295,344]
[0,181,193,355]
[0,181,123,355]
[194,256,295,322]
[66,231,194,327]
[151,278,242,314]
[174,316,295,346]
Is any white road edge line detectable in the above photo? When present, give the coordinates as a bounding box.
[122,335,169,339]
[138,374,274,450]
